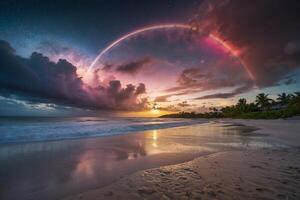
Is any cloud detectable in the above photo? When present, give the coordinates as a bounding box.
[164,65,253,99]
[0,40,148,111]
[154,94,172,102]
[176,67,209,86]
[160,0,300,101]
[154,91,193,102]
[116,57,152,75]
[135,83,146,95]
[284,78,297,85]
[178,101,191,107]
[102,64,114,72]
[193,0,300,87]
[194,82,253,100]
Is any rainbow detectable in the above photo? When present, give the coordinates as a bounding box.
[86,23,254,80]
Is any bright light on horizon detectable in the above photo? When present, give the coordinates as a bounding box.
[151,108,160,114]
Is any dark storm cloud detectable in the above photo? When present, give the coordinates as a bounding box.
[0,40,148,111]
[102,80,148,110]
[193,0,300,87]
[116,57,152,75]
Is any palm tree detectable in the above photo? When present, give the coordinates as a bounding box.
[277,93,291,105]
[247,103,259,112]
[236,98,247,112]
[290,91,300,104]
[209,107,218,112]
[221,106,234,113]
[255,93,272,110]
[237,98,247,106]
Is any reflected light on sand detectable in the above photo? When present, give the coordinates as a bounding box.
[152,130,158,147]
[152,130,158,140]
[74,152,95,178]
[152,141,158,147]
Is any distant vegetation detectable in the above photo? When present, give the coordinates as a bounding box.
[160,92,300,119]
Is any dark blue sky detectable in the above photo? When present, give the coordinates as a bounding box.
[0,0,201,55]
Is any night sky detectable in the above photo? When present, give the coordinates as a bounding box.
[1,0,300,116]
[0,0,198,55]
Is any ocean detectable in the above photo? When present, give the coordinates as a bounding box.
[0,117,204,143]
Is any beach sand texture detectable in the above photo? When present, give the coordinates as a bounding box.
[65,149,300,200]
[65,119,300,200]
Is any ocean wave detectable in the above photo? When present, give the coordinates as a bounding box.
[0,117,206,143]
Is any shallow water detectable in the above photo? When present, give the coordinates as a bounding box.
[0,121,285,200]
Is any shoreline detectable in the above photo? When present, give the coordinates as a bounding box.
[1,119,299,200]
[63,119,300,200]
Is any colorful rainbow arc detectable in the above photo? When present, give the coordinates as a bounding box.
[86,23,254,80]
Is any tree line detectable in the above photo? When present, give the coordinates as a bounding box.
[160,92,300,119]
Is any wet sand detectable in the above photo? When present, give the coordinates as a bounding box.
[65,149,300,200]
[63,119,300,200]
[1,120,299,200]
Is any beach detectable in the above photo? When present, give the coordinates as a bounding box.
[64,119,300,200]
[0,118,299,199]
[65,148,300,200]
[1,1,300,200]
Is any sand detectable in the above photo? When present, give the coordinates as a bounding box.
[220,119,300,146]
[64,119,300,200]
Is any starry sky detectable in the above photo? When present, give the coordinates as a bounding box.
[0,0,300,116]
